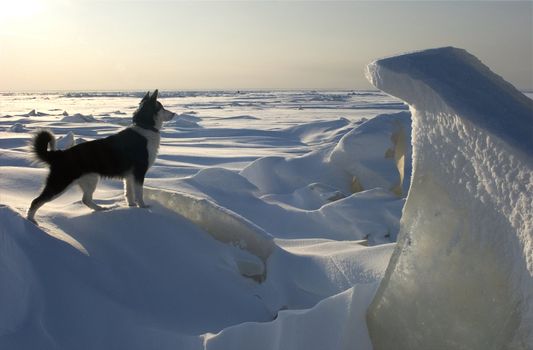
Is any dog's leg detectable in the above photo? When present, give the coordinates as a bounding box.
[27,173,71,223]
[133,181,148,208]
[124,174,136,206]
[78,173,104,211]
[133,167,149,208]
[27,195,48,223]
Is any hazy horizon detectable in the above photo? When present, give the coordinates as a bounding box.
[1,1,531,91]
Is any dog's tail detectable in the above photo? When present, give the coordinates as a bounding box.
[32,130,57,165]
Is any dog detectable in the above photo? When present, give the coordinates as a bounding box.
[27,89,175,223]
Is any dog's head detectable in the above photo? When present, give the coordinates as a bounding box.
[132,89,175,131]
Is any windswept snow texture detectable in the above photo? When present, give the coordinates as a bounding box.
[0,90,408,349]
[366,47,533,349]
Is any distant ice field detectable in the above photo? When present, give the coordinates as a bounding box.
[0,90,405,127]
[0,90,405,173]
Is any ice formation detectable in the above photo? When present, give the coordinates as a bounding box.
[328,111,411,196]
[60,113,96,123]
[56,131,76,150]
[366,47,533,349]
[145,187,274,270]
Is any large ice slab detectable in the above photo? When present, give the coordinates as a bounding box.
[366,47,533,349]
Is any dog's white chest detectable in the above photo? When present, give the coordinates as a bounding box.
[131,126,160,167]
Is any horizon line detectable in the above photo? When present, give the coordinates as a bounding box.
[0,88,383,94]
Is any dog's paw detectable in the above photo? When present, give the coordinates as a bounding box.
[95,205,118,211]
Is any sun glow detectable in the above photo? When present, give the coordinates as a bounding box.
[0,0,44,21]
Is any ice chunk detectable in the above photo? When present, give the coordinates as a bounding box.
[60,113,96,123]
[366,47,533,349]
[145,187,274,264]
[56,131,76,150]
[22,109,48,117]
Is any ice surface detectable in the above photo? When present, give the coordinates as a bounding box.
[366,47,533,349]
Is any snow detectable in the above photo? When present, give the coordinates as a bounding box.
[0,90,405,349]
[203,283,377,350]
[60,113,96,123]
[0,47,531,349]
[329,111,411,196]
[7,123,27,133]
[366,47,533,349]
[241,111,410,198]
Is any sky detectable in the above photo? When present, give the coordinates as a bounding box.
[0,0,531,91]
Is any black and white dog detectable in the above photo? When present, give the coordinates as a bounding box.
[27,89,175,223]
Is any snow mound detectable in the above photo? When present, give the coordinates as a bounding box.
[366,47,533,349]
[60,113,96,123]
[166,112,202,128]
[261,182,347,211]
[285,117,352,145]
[7,123,28,133]
[329,111,411,195]
[204,283,377,350]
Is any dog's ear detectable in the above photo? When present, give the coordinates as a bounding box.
[141,91,150,103]
[150,89,159,101]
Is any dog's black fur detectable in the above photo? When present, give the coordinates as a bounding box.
[32,127,149,191]
[27,90,175,223]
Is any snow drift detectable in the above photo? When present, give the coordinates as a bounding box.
[241,112,411,198]
[0,205,277,349]
[204,283,378,350]
[366,47,533,349]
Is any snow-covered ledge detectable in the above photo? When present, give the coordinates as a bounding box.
[366,47,533,349]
